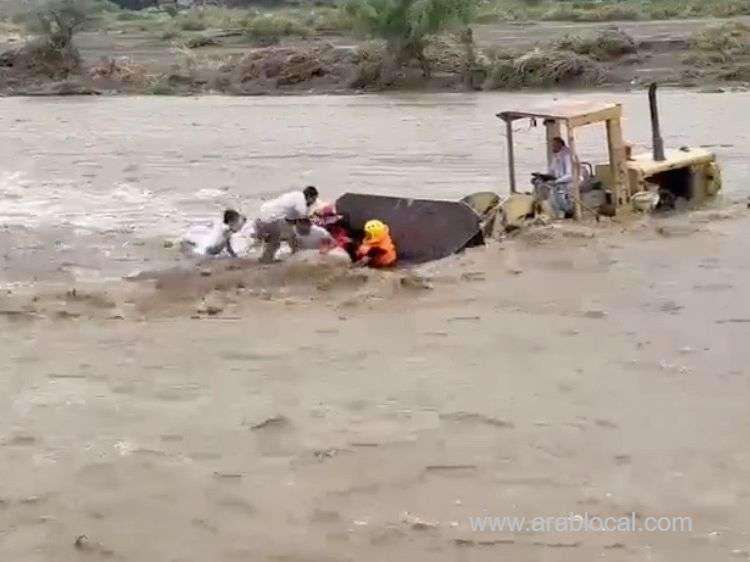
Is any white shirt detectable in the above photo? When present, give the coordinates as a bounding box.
[549,146,573,183]
[294,225,333,250]
[259,191,308,222]
[183,222,231,256]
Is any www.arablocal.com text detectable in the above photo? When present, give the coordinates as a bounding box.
[468,513,693,534]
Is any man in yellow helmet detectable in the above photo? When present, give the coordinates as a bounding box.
[355,219,397,268]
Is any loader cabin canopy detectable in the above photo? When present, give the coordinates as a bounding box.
[496,101,628,220]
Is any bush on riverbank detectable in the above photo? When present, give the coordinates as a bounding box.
[2,0,108,80]
[484,46,605,88]
[344,0,477,77]
[481,24,636,89]
[0,36,81,78]
[242,13,309,45]
[554,26,638,61]
[143,75,177,94]
[688,21,749,52]
[681,21,749,66]
[89,55,149,83]
[541,2,643,22]
[350,40,386,88]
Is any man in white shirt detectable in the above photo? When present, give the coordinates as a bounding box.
[548,137,575,218]
[549,137,573,184]
[254,186,319,263]
[181,209,246,257]
[533,137,575,219]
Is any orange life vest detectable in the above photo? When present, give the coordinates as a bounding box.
[356,232,397,268]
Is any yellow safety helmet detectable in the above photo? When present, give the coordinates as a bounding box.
[363,219,388,240]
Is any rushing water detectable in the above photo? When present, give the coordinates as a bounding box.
[1,91,749,280]
[2,91,750,562]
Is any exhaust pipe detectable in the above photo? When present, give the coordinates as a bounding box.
[649,83,665,162]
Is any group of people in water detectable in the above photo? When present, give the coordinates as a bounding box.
[181,185,397,268]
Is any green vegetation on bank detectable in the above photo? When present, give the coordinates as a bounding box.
[3,1,356,43]
[483,46,606,88]
[344,0,476,76]
[5,0,750,43]
[475,0,750,23]
[96,5,360,46]
[681,20,749,64]
[93,5,354,39]
[2,0,749,94]
[553,26,637,60]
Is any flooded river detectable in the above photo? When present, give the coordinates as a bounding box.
[1,92,750,562]
[1,90,749,279]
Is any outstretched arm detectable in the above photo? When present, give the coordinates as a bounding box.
[226,237,237,258]
[355,246,385,266]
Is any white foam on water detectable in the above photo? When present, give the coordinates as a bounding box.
[114,440,137,457]
[193,188,226,200]
[0,171,193,237]
[111,184,154,204]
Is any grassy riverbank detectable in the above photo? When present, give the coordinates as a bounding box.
[1,1,749,94]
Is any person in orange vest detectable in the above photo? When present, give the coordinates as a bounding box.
[355,219,397,268]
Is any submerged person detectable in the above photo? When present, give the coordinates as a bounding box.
[254,186,319,263]
[181,209,246,257]
[533,136,575,219]
[355,219,397,268]
[290,217,352,263]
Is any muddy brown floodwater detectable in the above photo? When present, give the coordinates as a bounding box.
[1,91,750,561]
